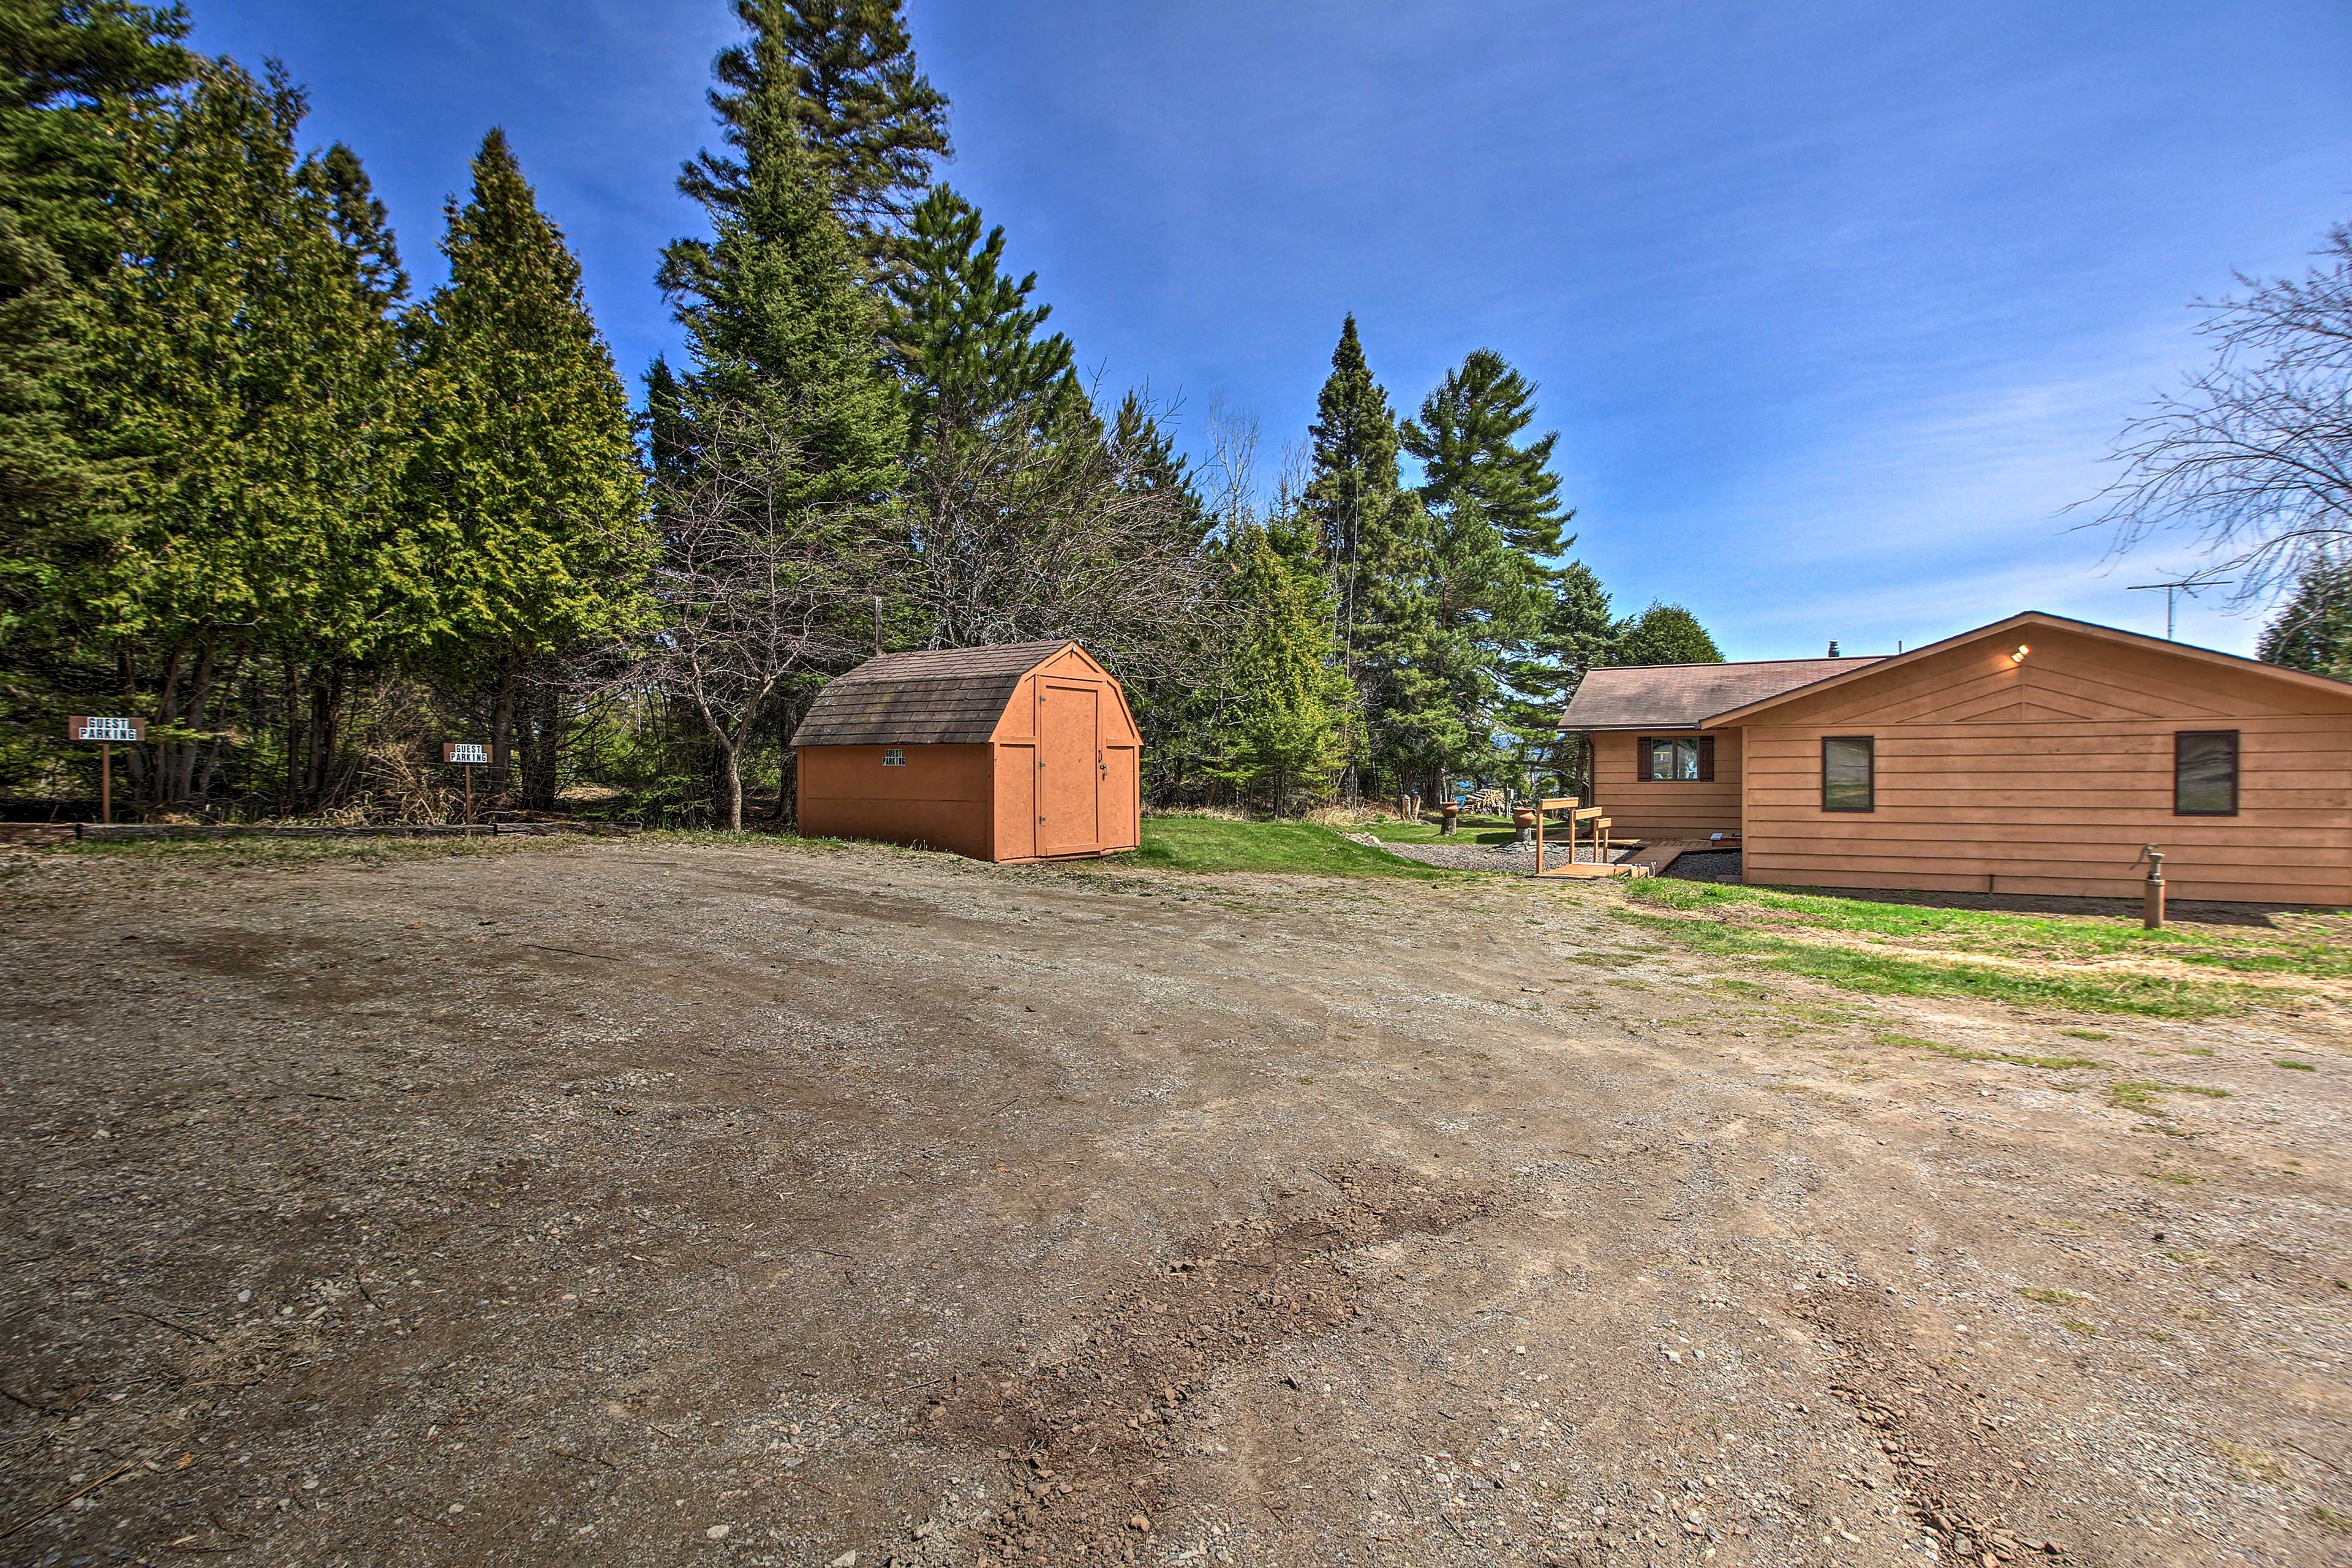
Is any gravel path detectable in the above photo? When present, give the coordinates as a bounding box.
[1357,834,1617,874]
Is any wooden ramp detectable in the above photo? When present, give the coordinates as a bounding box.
[1535,837,1737,880]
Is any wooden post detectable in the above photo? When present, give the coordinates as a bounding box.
[99,741,111,826]
[465,764,475,826]
[2142,845,2166,930]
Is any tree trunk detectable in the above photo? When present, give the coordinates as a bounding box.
[491,656,518,804]
[721,744,743,832]
[519,677,561,811]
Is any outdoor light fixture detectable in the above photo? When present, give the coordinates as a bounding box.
[2011,644,2031,663]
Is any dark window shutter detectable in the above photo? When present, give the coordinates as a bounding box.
[1635,739,1653,782]
[1696,736,1716,782]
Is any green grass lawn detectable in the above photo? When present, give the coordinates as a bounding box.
[1615,877,2346,1019]
[1133,816,1461,878]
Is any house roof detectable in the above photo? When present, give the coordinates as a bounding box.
[791,639,1078,747]
[1559,656,1884,731]
[1697,610,2352,728]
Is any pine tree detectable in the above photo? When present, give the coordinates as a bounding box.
[674,0,948,273]
[1401,349,1574,559]
[2259,558,2352,680]
[1304,315,1403,671]
[404,128,651,796]
[884,183,1072,438]
[1615,602,1722,665]
[1109,392,1207,545]
[1501,560,1616,795]
[663,51,900,511]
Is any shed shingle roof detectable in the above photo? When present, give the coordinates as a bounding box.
[791,640,1076,747]
[1558,656,1885,731]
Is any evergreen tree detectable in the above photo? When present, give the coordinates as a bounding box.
[1109,391,1207,545]
[674,0,948,272]
[884,183,1072,437]
[318,140,405,312]
[83,59,413,809]
[404,128,651,796]
[2259,558,2352,680]
[1501,560,1616,795]
[1304,315,1404,675]
[1401,349,1574,559]
[0,0,190,648]
[1212,517,1352,809]
[663,50,900,511]
[1614,601,1722,665]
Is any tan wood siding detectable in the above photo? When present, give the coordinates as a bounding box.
[1738,717,2352,903]
[1591,729,1744,840]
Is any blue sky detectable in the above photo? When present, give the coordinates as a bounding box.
[192,1,2350,658]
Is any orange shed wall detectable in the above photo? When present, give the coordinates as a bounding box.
[1590,729,1744,839]
[988,654,1142,859]
[796,744,996,861]
[1733,627,2352,904]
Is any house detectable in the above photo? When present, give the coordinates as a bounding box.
[1558,611,2352,905]
[792,639,1142,864]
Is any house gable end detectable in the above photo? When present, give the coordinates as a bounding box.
[1717,622,2352,729]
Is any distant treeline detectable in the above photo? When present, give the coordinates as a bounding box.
[0,0,1721,826]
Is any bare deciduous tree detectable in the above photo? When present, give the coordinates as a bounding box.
[2084,222,2352,599]
[899,389,1213,668]
[595,404,864,830]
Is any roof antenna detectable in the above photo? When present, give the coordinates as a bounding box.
[2127,574,2230,640]
[873,595,883,658]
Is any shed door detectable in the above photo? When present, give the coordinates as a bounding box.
[1037,680,1102,856]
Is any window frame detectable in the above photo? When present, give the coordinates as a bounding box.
[1638,734,1714,783]
[1820,734,1875,813]
[2173,729,2239,817]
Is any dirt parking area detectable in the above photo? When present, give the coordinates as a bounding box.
[2,837,2348,1567]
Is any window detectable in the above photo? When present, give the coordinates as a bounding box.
[2174,731,2237,816]
[882,747,906,767]
[1822,736,1874,812]
[1638,736,1714,782]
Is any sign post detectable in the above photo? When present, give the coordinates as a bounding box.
[68,717,145,825]
[442,741,490,824]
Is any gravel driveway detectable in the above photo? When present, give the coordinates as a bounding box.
[2,836,2345,1567]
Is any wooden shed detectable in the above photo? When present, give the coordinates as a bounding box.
[791,639,1142,864]
[1561,611,2352,905]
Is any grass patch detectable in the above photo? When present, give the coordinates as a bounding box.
[1621,876,2352,981]
[2214,1439,2290,1485]
[2059,1318,2101,1336]
[2108,1080,2231,1116]
[2059,1028,2111,1041]
[1133,817,1459,879]
[2315,1505,2352,1536]
[1876,1031,2104,1071]
[2274,1058,2317,1071]
[1613,908,2260,1019]
[2015,1287,2079,1305]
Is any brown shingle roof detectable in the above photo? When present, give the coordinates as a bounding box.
[1558,656,1885,730]
[791,640,1074,747]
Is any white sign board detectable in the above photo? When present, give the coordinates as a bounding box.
[882,747,906,766]
[443,742,491,765]
[70,715,143,742]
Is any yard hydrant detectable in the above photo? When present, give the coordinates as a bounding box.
[2140,845,2165,930]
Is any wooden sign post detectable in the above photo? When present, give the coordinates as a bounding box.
[68,716,145,825]
[442,741,490,824]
